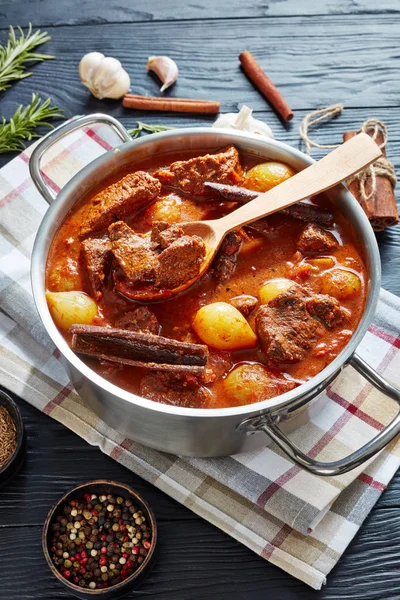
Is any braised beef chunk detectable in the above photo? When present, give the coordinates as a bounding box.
[306,294,346,329]
[151,221,184,249]
[246,218,271,236]
[140,371,209,408]
[256,289,323,363]
[80,171,161,237]
[229,295,258,317]
[213,231,243,283]
[109,221,158,283]
[115,307,159,335]
[156,235,206,289]
[81,238,111,300]
[153,146,243,195]
[297,223,338,253]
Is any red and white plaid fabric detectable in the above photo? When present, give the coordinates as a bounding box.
[1,123,399,589]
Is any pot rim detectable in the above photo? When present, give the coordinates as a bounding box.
[31,126,381,419]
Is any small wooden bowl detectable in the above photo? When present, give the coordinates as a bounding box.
[0,390,25,488]
[43,480,157,599]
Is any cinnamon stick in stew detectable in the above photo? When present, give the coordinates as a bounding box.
[205,182,334,227]
[70,325,208,371]
[123,94,220,114]
[343,129,399,232]
[239,51,293,121]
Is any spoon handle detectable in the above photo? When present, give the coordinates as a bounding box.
[217,132,382,234]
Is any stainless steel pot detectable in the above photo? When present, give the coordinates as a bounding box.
[30,113,400,476]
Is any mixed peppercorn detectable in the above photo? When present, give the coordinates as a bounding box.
[49,492,153,590]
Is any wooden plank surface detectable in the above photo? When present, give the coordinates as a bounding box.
[2,0,400,27]
[1,5,400,599]
[1,16,399,114]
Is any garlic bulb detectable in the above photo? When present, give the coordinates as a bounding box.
[146,56,178,92]
[213,105,274,138]
[79,52,130,99]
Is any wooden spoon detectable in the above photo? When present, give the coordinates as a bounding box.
[128,133,381,301]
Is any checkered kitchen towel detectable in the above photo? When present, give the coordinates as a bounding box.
[1,122,400,590]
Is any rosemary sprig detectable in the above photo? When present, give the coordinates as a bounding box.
[0,93,64,154]
[128,121,175,139]
[0,24,54,92]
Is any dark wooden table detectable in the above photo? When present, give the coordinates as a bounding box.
[1,2,400,598]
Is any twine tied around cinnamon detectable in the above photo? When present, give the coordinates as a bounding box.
[347,119,397,203]
[299,108,397,204]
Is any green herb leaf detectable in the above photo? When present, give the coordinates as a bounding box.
[0,24,54,92]
[128,121,175,139]
[0,93,64,154]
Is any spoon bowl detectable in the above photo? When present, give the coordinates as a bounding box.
[124,133,382,302]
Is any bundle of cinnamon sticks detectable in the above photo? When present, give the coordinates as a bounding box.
[343,125,398,232]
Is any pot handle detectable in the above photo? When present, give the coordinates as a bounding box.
[238,352,400,477]
[29,113,132,204]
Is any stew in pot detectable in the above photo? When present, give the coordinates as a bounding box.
[46,146,367,409]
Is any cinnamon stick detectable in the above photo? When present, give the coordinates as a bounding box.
[204,182,334,226]
[343,129,398,231]
[239,51,293,121]
[70,325,208,370]
[123,94,220,114]
[74,352,205,375]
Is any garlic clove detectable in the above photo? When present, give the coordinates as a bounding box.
[92,57,125,98]
[213,105,274,139]
[146,56,178,92]
[247,115,274,138]
[79,52,131,100]
[101,69,131,99]
[79,52,105,86]
[233,105,253,129]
